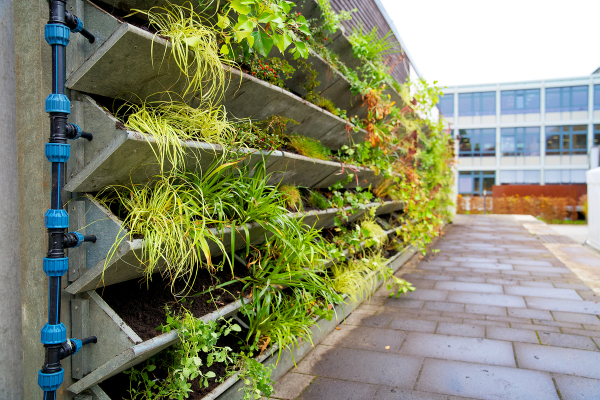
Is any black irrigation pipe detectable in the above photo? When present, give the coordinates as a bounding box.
[39,1,98,398]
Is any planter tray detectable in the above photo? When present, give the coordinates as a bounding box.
[77,244,416,399]
[66,95,379,192]
[65,198,404,294]
[68,1,366,151]
[67,294,250,394]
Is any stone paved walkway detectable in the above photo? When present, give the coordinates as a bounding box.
[270,215,600,400]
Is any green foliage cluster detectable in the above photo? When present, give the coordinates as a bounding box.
[287,134,332,160]
[243,53,296,88]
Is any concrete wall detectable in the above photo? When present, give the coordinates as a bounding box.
[0,0,24,397]
[13,0,73,398]
[587,168,600,251]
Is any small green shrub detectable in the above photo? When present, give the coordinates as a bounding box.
[287,135,332,160]
[308,190,329,210]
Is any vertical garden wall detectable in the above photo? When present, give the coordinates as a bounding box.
[11,0,455,398]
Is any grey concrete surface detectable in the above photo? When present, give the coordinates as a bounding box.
[549,224,589,244]
[270,215,600,399]
[0,0,24,397]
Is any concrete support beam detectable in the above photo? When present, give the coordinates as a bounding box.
[0,0,24,397]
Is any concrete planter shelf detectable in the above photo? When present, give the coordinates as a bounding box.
[71,243,416,398]
[66,95,381,192]
[67,1,367,151]
[65,198,404,294]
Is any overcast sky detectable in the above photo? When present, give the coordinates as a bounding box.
[380,0,600,88]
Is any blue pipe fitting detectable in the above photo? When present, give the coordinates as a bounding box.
[45,24,70,46]
[70,338,83,354]
[38,368,64,392]
[70,231,84,247]
[71,124,82,139]
[43,257,69,277]
[44,209,69,229]
[40,323,67,345]
[70,18,83,33]
[45,93,71,114]
[45,143,70,163]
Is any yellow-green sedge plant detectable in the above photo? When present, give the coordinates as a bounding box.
[135,2,233,101]
[287,135,332,160]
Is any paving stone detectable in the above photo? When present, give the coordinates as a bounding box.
[447,292,527,308]
[584,324,600,331]
[344,312,393,328]
[525,297,600,315]
[434,281,503,294]
[486,326,540,344]
[515,342,600,379]
[577,291,600,302]
[537,331,599,351]
[435,322,485,338]
[512,265,573,274]
[504,286,582,300]
[553,283,591,290]
[450,257,499,263]
[389,318,438,333]
[321,325,408,353]
[464,319,510,328]
[441,311,485,320]
[404,279,436,289]
[399,332,516,366]
[532,319,583,329]
[296,345,423,388]
[418,274,454,281]
[553,374,600,400]
[472,268,502,274]
[518,280,555,288]
[401,289,450,302]
[415,359,559,400]
[415,315,459,324]
[459,262,513,270]
[373,386,448,400]
[419,265,445,271]
[560,328,600,339]
[423,260,460,267]
[453,276,487,283]
[486,278,519,285]
[466,304,508,316]
[383,298,425,310]
[510,323,561,333]
[486,315,531,323]
[271,372,315,399]
[296,377,378,400]
[424,301,465,312]
[508,308,553,320]
[500,270,532,276]
[501,259,554,267]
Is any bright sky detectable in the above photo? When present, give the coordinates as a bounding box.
[380,0,600,88]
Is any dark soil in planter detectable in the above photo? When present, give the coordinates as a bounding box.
[99,326,248,399]
[100,256,251,341]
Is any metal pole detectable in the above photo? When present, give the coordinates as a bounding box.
[483,190,487,215]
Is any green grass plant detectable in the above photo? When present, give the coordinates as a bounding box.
[287,135,332,160]
[135,2,232,101]
[360,219,388,248]
[308,190,329,210]
[279,185,302,212]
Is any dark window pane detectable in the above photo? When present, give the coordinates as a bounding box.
[546,134,560,151]
[595,85,600,110]
[573,125,587,132]
[546,126,560,133]
[573,134,587,149]
[483,177,495,192]
[473,177,481,193]
[594,134,600,146]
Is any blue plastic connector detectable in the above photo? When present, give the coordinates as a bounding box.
[40,323,67,345]
[43,257,69,277]
[70,338,83,355]
[45,143,70,163]
[44,209,69,228]
[45,93,71,114]
[45,24,70,46]
[38,368,64,392]
[71,18,84,33]
[71,124,82,139]
[70,231,84,247]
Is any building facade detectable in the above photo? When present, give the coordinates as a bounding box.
[440,72,600,196]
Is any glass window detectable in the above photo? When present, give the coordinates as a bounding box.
[545,86,588,112]
[545,169,587,184]
[595,85,600,110]
[594,124,600,146]
[500,170,540,184]
[459,129,496,157]
[458,92,496,116]
[501,127,540,157]
[459,171,496,195]
[545,125,588,156]
[501,89,540,114]
[438,94,454,117]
